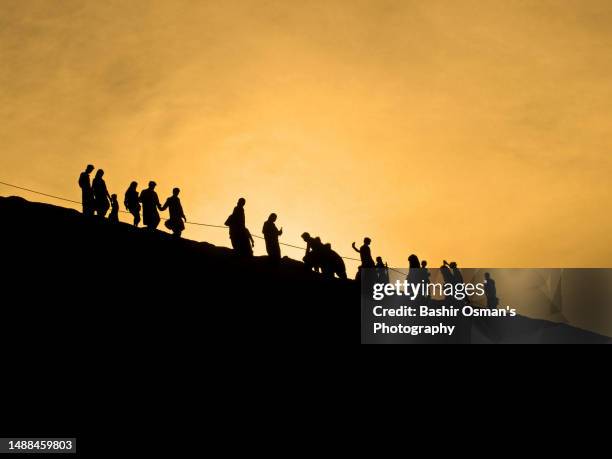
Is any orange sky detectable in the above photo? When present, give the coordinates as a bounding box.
[1,0,612,268]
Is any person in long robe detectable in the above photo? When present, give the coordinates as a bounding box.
[262,213,283,263]
[139,181,162,230]
[225,198,254,256]
[124,181,141,226]
[92,169,111,218]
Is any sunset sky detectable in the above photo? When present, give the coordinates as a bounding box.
[1,0,611,268]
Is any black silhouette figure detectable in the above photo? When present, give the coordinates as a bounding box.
[352,237,375,280]
[376,256,390,284]
[407,254,421,284]
[161,188,187,238]
[92,170,111,218]
[352,237,375,268]
[225,198,254,257]
[450,261,464,285]
[441,260,467,303]
[124,181,141,227]
[406,254,430,301]
[440,260,454,285]
[484,272,499,309]
[109,194,120,223]
[243,228,255,257]
[139,181,162,230]
[78,165,95,217]
[262,213,283,263]
[301,232,323,272]
[421,259,431,290]
[321,243,347,280]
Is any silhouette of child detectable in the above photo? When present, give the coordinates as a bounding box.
[109,194,120,223]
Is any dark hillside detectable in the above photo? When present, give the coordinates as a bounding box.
[0,196,359,348]
[1,196,608,346]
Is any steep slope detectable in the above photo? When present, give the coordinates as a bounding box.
[1,196,609,345]
[0,196,359,346]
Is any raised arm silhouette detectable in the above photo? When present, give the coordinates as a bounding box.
[352,237,375,279]
[161,187,187,238]
[78,164,95,216]
[440,260,454,286]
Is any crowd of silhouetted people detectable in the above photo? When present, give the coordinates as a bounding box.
[77,164,498,298]
[80,165,187,236]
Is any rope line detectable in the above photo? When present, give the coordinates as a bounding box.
[0,179,411,276]
[0,179,394,269]
[0,181,82,206]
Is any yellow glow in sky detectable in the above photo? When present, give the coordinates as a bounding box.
[1,0,612,268]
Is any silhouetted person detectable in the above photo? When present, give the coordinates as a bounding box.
[124,181,141,226]
[78,165,95,216]
[352,237,375,280]
[408,255,420,270]
[92,169,111,218]
[108,194,120,223]
[440,260,455,301]
[225,198,243,247]
[301,232,323,272]
[450,261,464,285]
[421,259,431,292]
[484,272,499,309]
[442,260,467,303]
[225,198,254,256]
[407,254,423,286]
[262,213,283,263]
[376,257,390,284]
[352,237,375,268]
[161,188,187,237]
[243,228,255,257]
[302,232,313,261]
[139,181,162,230]
[322,243,347,280]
